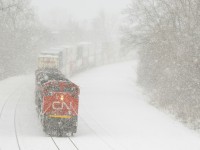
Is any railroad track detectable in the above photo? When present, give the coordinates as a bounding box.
[68,137,79,150]
[50,136,60,150]
[9,90,116,150]
[13,84,28,150]
[50,136,79,150]
[0,78,80,150]
[11,83,79,150]
[77,107,129,150]
[69,104,116,150]
[78,116,116,150]
[14,93,23,150]
[1,82,119,150]
[0,85,22,118]
[13,86,79,150]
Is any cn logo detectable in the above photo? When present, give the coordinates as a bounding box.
[52,101,72,110]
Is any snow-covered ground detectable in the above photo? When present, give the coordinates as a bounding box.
[0,60,200,150]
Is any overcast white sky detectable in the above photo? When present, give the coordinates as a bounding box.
[31,0,131,25]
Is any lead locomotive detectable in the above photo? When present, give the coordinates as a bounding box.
[35,67,79,136]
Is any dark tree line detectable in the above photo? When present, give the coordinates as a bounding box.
[124,0,200,129]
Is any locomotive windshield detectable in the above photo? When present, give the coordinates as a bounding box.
[43,85,60,96]
[46,85,60,92]
[64,87,75,92]
[43,81,78,96]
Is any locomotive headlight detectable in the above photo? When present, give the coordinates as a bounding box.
[60,95,64,101]
[68,111,72,115]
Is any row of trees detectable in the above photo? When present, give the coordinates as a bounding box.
[124,0,200,129]
[0,0,46,78]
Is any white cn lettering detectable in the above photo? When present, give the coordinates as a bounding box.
[52,101,71,110]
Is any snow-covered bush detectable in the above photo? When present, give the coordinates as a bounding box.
[124,0,200,129]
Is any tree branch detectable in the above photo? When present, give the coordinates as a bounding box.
[0,4,18,11]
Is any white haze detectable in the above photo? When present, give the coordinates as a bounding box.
[32,0,131,28]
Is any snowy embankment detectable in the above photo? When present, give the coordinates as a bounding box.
[0,60,200,150]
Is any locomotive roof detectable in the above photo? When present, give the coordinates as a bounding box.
[78,42,91,45]
[41,51,60,54]
[40,48,63,54]
[38,54,59,58]
[43,79,73,87]
[36,69,72,85]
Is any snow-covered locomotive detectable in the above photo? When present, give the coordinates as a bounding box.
[35,53,80,136]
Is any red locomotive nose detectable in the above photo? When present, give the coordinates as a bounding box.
[43,92,78,116]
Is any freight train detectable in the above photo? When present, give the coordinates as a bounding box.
[35,51,80,136]
[35,41,121,136]
[49,42,120,77]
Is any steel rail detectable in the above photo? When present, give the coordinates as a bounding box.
[68,137,79,150]
[50,136,61,150]
[0,84,23,118]
[14,93,24,150]
[50,136,79,150]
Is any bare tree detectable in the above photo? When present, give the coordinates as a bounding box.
[0,0,39,78]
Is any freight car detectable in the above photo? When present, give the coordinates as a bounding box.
[38,49,63,70]
[60,42,95,76]
[35,68,80,136]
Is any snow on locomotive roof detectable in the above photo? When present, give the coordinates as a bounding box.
[40,51,61,55]
[40,47,63,54]
[78,41,91,45]
[38,54,59,58]
[35,68,72,85]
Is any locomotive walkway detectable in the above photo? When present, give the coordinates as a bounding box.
[0,60,200,150]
